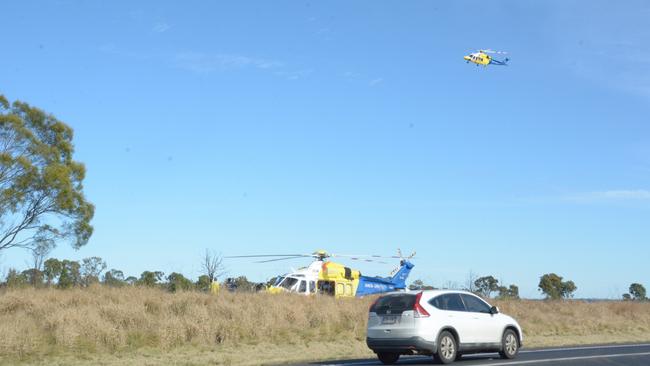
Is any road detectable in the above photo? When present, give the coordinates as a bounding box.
[301,344,650,366]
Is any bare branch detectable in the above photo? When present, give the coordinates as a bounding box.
[201,249,227,282]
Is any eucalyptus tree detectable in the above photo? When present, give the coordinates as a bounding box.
[0,95,94,253]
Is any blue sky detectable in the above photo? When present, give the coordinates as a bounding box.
[1,1,649,298]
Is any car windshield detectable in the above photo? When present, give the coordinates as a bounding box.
[279,277,299,290]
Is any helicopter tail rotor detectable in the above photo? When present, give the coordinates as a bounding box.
[389,249,416,276]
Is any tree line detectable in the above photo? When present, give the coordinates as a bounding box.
[408,272,647,301]
[1,255,647,301]
[0,250,264,293]
[408,275,520,299]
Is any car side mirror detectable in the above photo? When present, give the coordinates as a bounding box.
[490,306,499,315]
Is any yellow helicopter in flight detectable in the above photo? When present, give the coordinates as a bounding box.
[464,49,509,67]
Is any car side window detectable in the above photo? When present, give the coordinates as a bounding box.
[461,294,492,314]
[429,295,443,309]
[429,294,466,312]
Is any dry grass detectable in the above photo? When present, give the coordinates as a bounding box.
[1,287,649,365]
[495,299,650,347]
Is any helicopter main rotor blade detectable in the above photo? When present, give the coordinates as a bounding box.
[331,254,401,259]
[481,49,508,55]
[345,257,388,264]
[224,254,310,258]
[254,256,313,263]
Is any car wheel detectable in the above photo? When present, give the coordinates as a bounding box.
[434,331,457,364]
[499,329,519,359]
[377,352,400,365]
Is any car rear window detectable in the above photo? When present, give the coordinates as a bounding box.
[370,294,416,315]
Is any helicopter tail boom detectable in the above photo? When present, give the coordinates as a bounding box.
[354,260,415,296]
[490,57,509,66]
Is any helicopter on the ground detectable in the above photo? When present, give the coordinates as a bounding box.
[464,49,509,67]
[225,249,415,298]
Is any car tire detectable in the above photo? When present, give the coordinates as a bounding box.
[499,329,519,359]
[434,331,457,364]
[377,352,400,365]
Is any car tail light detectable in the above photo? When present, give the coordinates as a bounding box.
[413,292,430,318]
[369,297,380,312]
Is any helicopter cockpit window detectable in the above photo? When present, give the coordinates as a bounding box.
[298,280,306,293]
[309,281,316,293]
[279,277,298,290]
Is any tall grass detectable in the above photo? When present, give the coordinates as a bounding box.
[0,286,369,358]
[496,299,650,346]
[1,287,650,364]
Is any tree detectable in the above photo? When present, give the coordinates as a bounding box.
[538,273,577,300]
[465,270,479,293]
[629,283,647,301]
[0,95,94,253]
[497,284,520,300]
[474,276,499,298]
[224,276,262,292]
[57,260,81,288]
[622,293,632,301]
[43,257,62,286]
[28,241,52,286]
[408,279,436,291]
[102,269,126,287]
[81,256,106,286]
[166,272,193,292]
[125,276,138,286]
[196,275,212,292]
[563,280,577,298]
[409,279,425,291]
[21,268,43,287]
[138,271,164,287]
[5,268,28,288]
[201,249,227,282]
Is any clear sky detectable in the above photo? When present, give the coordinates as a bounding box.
[1,1,649,298]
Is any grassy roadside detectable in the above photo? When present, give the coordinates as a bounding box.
[1,287,649,365]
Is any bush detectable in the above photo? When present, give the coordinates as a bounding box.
[166,272,194,292]
[538,273,577,300]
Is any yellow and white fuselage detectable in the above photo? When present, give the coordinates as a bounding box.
[267,260,323,295]
[464,50,509,67]
[464,51,491,66]
[267,260,361,297]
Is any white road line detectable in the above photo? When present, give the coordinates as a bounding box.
[521,343,650,354]
[478,351,650,365]
[325,344,650,366]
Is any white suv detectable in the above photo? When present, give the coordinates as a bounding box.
[366,290,523,364]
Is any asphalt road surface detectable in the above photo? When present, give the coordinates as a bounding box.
[302,343,650,366]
